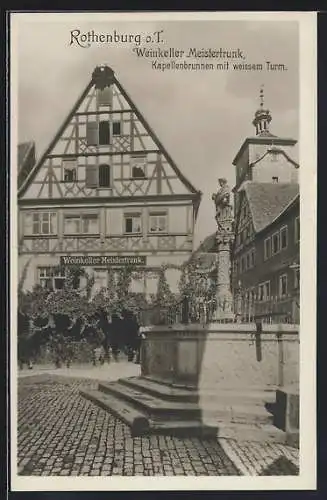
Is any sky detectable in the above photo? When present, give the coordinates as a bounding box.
[15,14,299,247]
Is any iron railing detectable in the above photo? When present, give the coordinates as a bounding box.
[140,292,300,326]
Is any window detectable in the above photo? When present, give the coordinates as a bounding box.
[32,212,57,235]
[264,237,271,261]
[85,165,111,188]
[130,155,147,179]
[62,158,77,182]
[99,164,111,187]
[272,176,279,183]
[112,121,121,136]
[38,267,66,290]
[258,280,270,302]
[132,166,146,179]
[64,216,80,234]
[280,225,288,250]
[124,214,142,234]
[279,274,288,297]
[86,121,111,146]
[82,214,99,233]
[99,121,110,145]
[246,253,250,270]
[295,216,300,242]
[64,214,99,234]
[272,231,280,255]
[149,213,167,233]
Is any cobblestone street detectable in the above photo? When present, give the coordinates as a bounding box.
[17,371,299,477]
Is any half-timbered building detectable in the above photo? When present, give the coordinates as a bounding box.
[18,65,201,297]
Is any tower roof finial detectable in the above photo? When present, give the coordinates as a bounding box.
[260,84,265,108]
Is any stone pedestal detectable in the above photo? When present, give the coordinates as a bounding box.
[81,322,299,440]
[141,323,299,390]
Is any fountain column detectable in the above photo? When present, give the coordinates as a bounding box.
[212,180,235,321]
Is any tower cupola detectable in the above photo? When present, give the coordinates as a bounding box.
[252,85,272,136]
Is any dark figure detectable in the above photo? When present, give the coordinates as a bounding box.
[121,310,140,362]
[111,314,121,362]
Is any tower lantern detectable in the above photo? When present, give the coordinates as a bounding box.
[252,85,272,136]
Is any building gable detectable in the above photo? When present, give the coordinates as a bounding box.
[249,147,299,185]
[18,65,200,203]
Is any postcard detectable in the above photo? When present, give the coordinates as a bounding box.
[10,11,317,491]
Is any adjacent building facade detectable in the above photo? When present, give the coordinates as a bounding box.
[231,90,300,322]
[18,65,201,297]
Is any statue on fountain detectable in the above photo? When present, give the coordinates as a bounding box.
[212,178,233,230]
[212,178,230,208]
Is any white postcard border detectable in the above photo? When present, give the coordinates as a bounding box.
[9,10,317,491]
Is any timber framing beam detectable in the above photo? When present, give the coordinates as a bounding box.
[19,193,201,206]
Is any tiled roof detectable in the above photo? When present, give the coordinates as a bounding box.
[243,182,299,233]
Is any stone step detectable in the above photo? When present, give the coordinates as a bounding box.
[142,375,277,393]
[119,377,199,402]
[121,376,276,406]
[98,381,202,420]
[80,388,217,438]
[80,388,150,437]
[80,388,283,442]
[98,381,273,425]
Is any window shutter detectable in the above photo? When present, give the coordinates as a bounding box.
[85,166,98,188]
[99,121,110,145]
[99,164,111,187]
[112,121,121,136]
[86,122,98,146]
